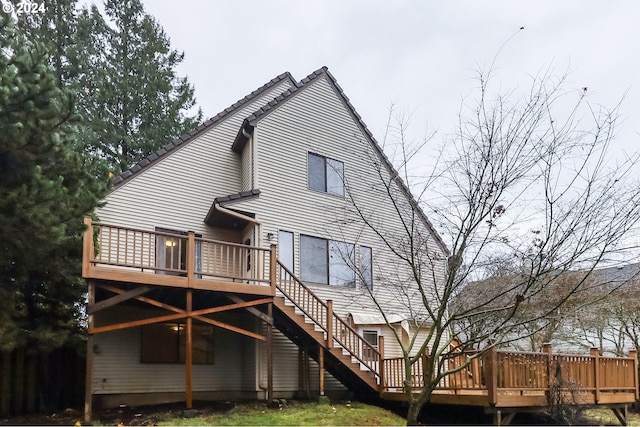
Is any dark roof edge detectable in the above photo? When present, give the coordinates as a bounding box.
[204,189,260,225]
[231,67,328,153]
[112,72,298,188]
[214,188,261,205]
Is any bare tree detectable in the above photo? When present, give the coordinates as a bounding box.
[345,66,640,424]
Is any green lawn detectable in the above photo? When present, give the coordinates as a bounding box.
[149,401,406,426]
[581,408,640,426]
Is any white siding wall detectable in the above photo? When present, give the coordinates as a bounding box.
[96,80,294,239]
[92,308,254,394]
[258,327,345,393]
[238,74,447,322]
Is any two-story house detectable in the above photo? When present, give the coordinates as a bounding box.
[82,67,449,418]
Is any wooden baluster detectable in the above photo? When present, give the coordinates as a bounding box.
[116,227,121,263]
[269,244,277,295]
[132,230,137,267]
[124,229,129,265]
[107,226,112,263]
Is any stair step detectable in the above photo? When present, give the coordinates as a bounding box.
[272,294,380,393]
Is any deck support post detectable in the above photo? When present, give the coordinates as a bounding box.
[84,280,95,423]
[326,300,333,349]
[629,349,638,401]
[319,346,325,396]
[542,343,553,404]
[484,346,498,407]
[185,290,193,409]
[378,336,385,395]
[267,302,273,401]
[298,347,311,399]
[421,351,429,389]
[493,410,501,426]
[492,410,515,426]
[82,216,94,277]
[611,405,628,426]
[590,347,600,403]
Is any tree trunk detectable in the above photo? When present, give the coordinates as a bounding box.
[406,401,423,425]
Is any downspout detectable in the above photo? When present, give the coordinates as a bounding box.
[241,126,269,394]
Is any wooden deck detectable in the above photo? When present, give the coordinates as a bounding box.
[82,219,639,423]
[381,347,638,407]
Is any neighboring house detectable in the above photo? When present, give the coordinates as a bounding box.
[82,67,449,414]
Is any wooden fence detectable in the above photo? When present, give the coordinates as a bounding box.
[0,347,85,416]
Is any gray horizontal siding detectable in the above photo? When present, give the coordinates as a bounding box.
[92,308,256,394]
[239,75,447,320]
[97,80,295,240]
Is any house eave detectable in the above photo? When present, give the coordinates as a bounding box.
[204,189,261,230]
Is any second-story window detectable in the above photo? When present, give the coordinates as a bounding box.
[300,235,355,287]
[308,152,344,196]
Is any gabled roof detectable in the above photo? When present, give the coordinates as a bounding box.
[233,66,450,256]
[111,71,298,187]
[111,66,450,256]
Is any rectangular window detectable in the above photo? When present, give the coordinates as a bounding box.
[329,240,355,287]
[300,235,355,288]
[362,330,379,361]
[155,228,201,276]
[300,235,328,284]
[360,246,373,290]
[308,152,344,196]
[140,322,214,364]
[278,230,294,273]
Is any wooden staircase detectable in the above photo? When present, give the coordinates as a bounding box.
[272,261,382,399]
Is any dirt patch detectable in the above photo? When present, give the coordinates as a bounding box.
[0,401,237,426]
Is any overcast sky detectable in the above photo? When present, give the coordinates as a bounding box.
[140,0,639,156]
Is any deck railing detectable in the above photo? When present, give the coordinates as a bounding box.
[381,345,639,405]
[82,218,272,287]
[275,261,381,377]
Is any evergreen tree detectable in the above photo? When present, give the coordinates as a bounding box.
[11,0,80,86]
[0,16,108,352]
[77,0,202,172]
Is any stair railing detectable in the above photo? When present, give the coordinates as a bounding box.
[275,260,381,378]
